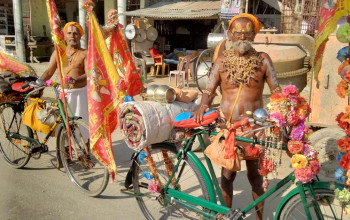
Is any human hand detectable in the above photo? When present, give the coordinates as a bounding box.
[65,76,76,87]
[107,9,119,26]
[191,105,210,123]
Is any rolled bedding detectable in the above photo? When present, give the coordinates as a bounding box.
[118,100,197,151]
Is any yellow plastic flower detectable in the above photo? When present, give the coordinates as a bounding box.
[291,154,308,169]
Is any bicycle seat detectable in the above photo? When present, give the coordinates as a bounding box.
[11,82,33,93]
[173,110,219,128]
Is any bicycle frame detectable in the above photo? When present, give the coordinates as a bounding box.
[5,85,78,150]
[153,129,344,220]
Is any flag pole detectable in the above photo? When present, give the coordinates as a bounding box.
[54,44,73,158]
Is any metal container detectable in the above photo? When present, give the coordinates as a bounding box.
[146,84,158,100]
[154,85,176,103]
[207,33,224,50]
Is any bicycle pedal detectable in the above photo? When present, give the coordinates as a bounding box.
[223,208,244,220]
[31,144,48,154]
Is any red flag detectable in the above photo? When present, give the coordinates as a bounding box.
[109,24,145,97]
[86,9,125,180]
[46,0,66,70]
[46,0,72,157]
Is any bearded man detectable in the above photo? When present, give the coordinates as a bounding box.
[41,12,118,124]
[193,14,281,220]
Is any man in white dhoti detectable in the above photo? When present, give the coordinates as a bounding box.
[41,22,89,123]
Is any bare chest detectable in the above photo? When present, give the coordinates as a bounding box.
[219,68,265,89]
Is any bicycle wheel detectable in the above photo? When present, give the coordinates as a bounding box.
[0,103,31,168]
[58,120,109,197]
[279,188,342,219]
[133,144,210,220]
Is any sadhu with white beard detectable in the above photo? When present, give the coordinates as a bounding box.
[193,14,282,219]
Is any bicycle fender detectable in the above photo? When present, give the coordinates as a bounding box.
[124,152,138,189]
[186,151,217,204]
[274,181,344,219]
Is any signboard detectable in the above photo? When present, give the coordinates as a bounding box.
[221,0,241,20]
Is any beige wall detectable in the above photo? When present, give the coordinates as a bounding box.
[104,0,117,22]
[30,0,51,38]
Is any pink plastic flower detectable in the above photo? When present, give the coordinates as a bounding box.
[308,159,320,175]
[303,144,318,160]
[290,123,306,141]
[148,181,161,193]
[282,85,299,96]
[295,166,313,183]
[270,112,286,127]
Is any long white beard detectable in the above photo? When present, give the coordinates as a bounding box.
[227,40,253,54]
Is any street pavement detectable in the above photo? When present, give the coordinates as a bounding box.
[0,62,323,220]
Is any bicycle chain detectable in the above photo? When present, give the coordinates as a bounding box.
[215,208,244,220]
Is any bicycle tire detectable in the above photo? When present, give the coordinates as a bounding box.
[0,102,31,168]
[58,119,109,197]
[278,188,342,219]
[133,144,210,220]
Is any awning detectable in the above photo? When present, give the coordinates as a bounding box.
[120,1,221,20]
[262,0,282,12]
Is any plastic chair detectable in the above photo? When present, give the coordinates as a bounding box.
[169,56,189,88]
[153,56,170,77]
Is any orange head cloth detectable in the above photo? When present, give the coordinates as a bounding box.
[63,22,84,37]
[228,13,261,35]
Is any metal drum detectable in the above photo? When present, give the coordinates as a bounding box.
[196,61,212,92]
[146,84,158,100]
[154,85,176,103]
[207,33,224,50]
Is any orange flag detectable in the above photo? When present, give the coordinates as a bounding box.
[0,50,36,76]
[109,21,145,96]
[85,7,125,180]
[46,0,66,70]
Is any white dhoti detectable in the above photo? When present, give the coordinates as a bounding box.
[64,86,89,123]
[61,86,89,141]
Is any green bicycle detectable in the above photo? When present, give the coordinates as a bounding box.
[126,109,344,219]
[0,79,109,197]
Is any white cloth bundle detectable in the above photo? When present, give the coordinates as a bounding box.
[118,100,197,151]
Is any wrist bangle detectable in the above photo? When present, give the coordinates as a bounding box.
[200,104,209,109]
[271,86,282,94]
[203,89,214,96]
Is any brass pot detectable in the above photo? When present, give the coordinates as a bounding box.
[154,85,176,103]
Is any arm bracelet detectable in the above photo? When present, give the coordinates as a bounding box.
[203,89,214,96]
[271,86,282,94]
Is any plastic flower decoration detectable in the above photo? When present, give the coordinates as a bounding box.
[337,137,350,152]
[336,23,350,43]
[339,60,350,75]
[291,154,308,169]
[336,80,349,98]
[288,140,304,154]
[337,46,349,63]
[340,153,350,170]
[335,188,350,203]
[267,85,319,184]
[148,181,161,193]
[294,166,313,183]
[341,65,350,83]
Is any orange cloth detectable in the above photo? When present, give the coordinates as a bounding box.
[63,22,84,37]
[228,13,261,35]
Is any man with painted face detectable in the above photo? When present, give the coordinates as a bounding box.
[193,14,281,220]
